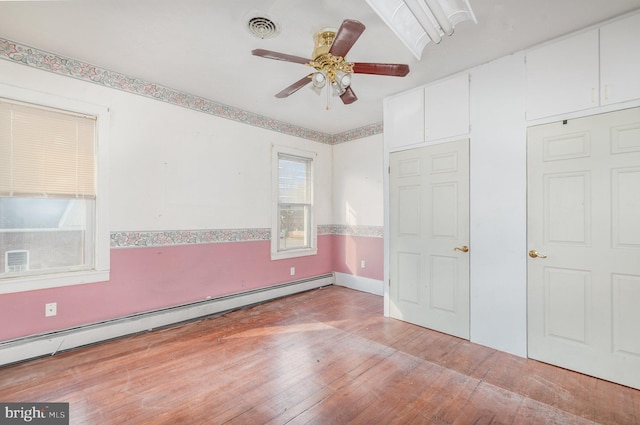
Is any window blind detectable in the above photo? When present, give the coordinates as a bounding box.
[0,99,96,198]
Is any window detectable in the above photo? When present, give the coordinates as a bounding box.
[0,86,109,294]
[271,146,316,260]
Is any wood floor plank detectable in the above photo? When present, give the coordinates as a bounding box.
[1,286,639,424]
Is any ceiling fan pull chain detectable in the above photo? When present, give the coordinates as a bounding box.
[326,83,331,110]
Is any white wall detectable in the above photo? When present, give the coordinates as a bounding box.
[108,91,333,231]
[332,135,384,227]
[0,59,333,233]
[332,135,385,296]
[469,53,528,357]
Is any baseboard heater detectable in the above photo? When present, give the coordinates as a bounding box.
[0,273,335,367]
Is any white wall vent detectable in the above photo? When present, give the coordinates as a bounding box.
[5,250,29,273]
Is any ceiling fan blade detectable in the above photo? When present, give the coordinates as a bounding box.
[252,49,311,65]
[340,86,358,105]
[329,19,366,58]
[275,75,312,98]
[352,62,410,77]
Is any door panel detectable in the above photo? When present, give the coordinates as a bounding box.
[612,168,640,247]
[545,172,590,245]
[398,252,420,304]
[612,274,640,356]
[544,267,591,343]
[398,185,420,235]
[431,183,458,237]
[430,256,457,312]
[390,139,469,339]
[527,107,640,390]
[611,123,640,153]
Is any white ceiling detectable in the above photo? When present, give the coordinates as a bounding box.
[1,0,639,135]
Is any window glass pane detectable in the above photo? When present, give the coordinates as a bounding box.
[278,204,309,250]
[0,197,94,275]
[278,155,310,204]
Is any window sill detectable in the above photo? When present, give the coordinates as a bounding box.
[0,269,110,294]
[271,248,317,261]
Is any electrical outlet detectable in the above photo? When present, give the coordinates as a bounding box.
[290,267,295,276]
[361,260,366,269]
[45,302,57,317]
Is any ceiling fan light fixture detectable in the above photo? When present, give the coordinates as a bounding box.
[334,70,352,88]
[331,81,346,97]
[312,71,327,88]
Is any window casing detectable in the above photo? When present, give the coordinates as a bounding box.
[0,85,109,294]
[271,146,317,260]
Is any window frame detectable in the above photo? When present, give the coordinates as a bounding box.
[271,145,317,260]
[0,84,110,294]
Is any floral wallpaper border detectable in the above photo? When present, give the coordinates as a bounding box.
[0,37,381,145]
[111,225,383,248]
[319,224,384,238]
[332,123,384,145]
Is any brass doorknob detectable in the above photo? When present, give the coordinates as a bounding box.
[454,245,469,253]
[529,250,548,259]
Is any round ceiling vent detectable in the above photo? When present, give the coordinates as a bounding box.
[247,16,280,39]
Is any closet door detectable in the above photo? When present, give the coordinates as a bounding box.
[527,107,640,390]
[390,139,470,339]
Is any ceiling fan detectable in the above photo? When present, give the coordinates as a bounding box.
[251,19,410,108]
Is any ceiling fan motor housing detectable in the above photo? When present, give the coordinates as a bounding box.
[309,28,355,86]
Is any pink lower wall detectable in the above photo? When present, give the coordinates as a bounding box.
[331,235,384,281]
[0,234,383,342]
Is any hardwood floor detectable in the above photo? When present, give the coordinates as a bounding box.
[1,286,638,424]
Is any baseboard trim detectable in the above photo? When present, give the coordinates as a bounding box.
[0,273,334,366]
[334,272,383,296]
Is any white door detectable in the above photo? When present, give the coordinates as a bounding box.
[389,139,470,339]
[527,107,640,390]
